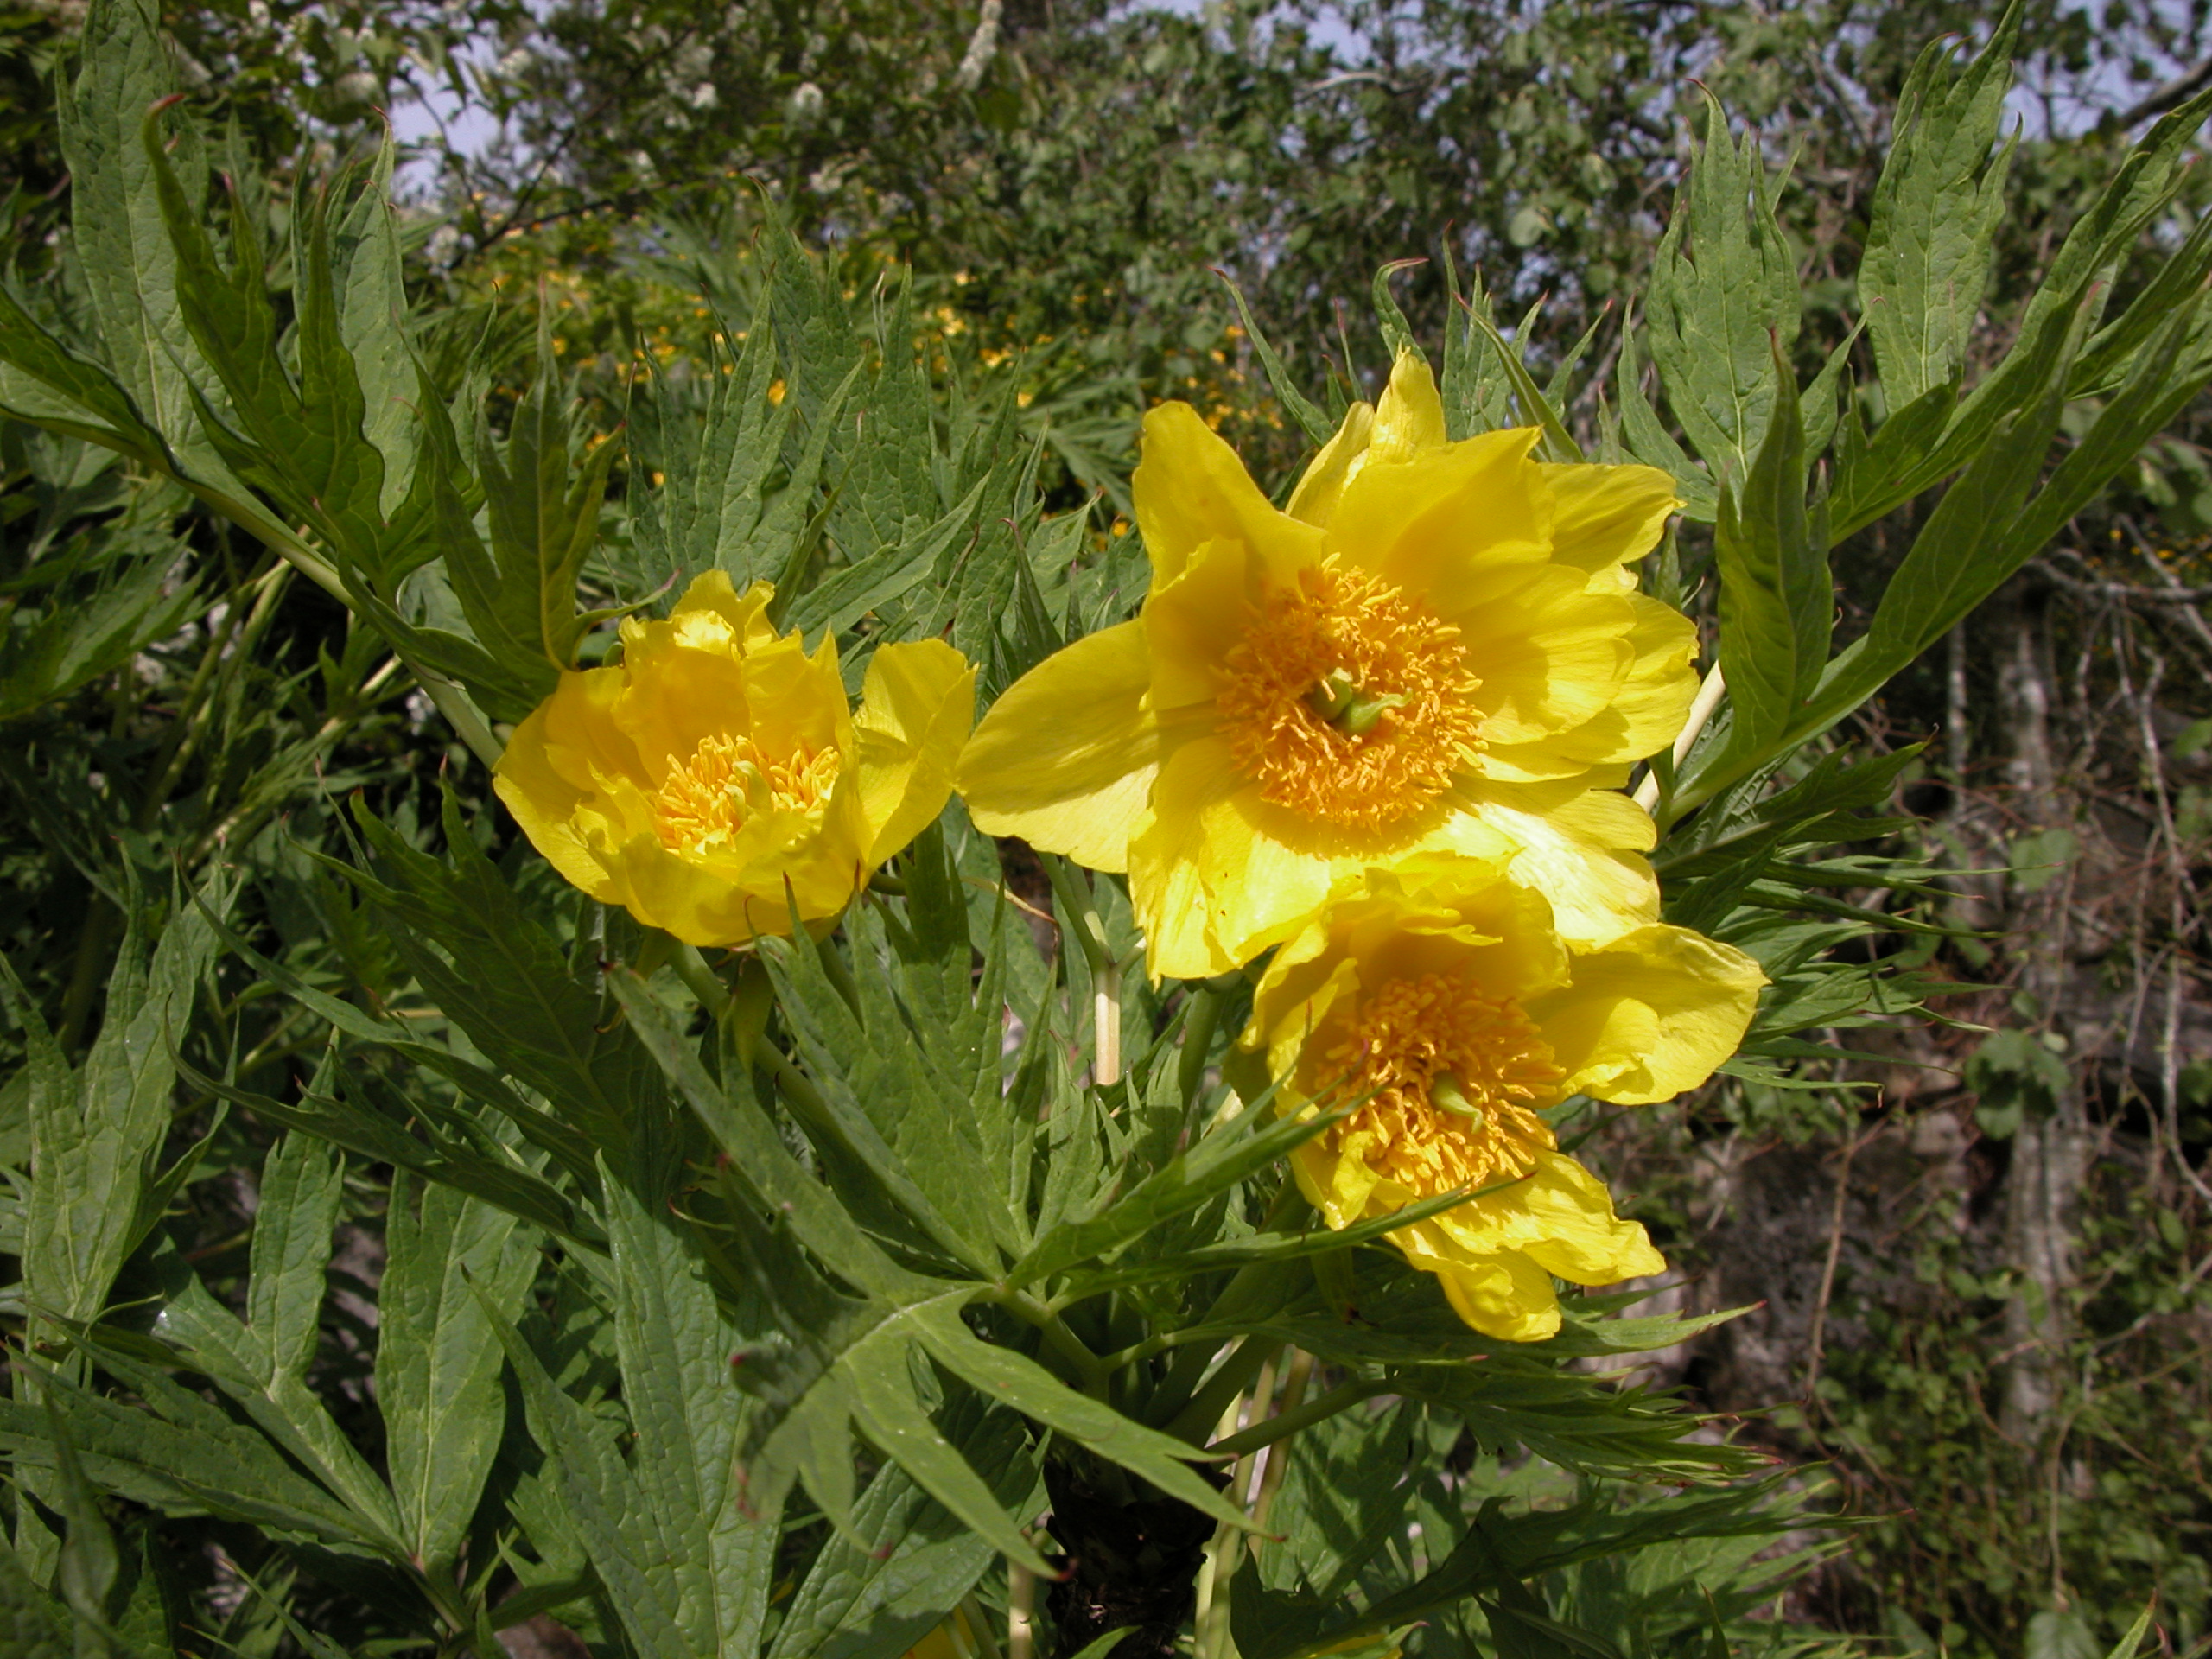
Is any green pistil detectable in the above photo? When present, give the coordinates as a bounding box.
[1306,669,1405,737]
[1429,1074,1484,1122]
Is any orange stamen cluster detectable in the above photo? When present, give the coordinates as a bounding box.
[653,734,841,855]
[1313,972,1563,1194]
[1215,561,1484,830]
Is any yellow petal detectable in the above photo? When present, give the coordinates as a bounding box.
[1286,400,1375,526]
[1292,1133,1389,1233]
[497,571,976,947]
[1127,735,1339,977]
[855,638,976,866]
[1418,1151,1662,1287]
[1133,402,1308,587]
[957,621,1158,874]
[667,568,779,641]
[1528,923,1766,1103]
[1325,425,1552,613]
[607,623,758,784]
[1408,1230,1563,1341]
[1369,350,1448,463]
[1609,594,1701,754]
[740,626,849,762]
[1458,781,1661,946]
[1478,595,1699,779]
[493,695,625,904]
[1141,498,1325,713]
[1455,570,1636,746]
[1512,1152,1669,1286]
[1535,461,1681,586]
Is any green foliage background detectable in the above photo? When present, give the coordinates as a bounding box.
[0,2,2208,1656]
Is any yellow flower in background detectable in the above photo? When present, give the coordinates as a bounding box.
[495,570,974,947]
[1243,858,1764,1341]
[903,1610,982,1659]
[957,350,1697,978]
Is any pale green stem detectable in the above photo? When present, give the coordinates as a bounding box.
[1632,660,1728,813]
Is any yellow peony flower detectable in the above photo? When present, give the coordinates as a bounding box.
[494,570,974,947]
[957,350,1698,978]
[1243,858,1764,1341]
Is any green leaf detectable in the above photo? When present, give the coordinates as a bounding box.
[1675,290,2094,818]
[760,910,1008,1277]
[244,1130,346,1383]
[0,545,198,724]
[185,880,601,1192]
[378,1169,541,1576]
[1046,1180,1505,1306]
[1482,1578,1625,1659]
[1440,257,1520,443]
[41,1390,120,1636]
[1833,82,2212,543]
[54,0,216,474]
[12,874,219,1327]
[1612,302,1715,521]
[610,969,926,1302]
[2025,1609,2101,1659]
[494,1317,702,1659]
[485,1125,790,1659]
[1858,2,2022,410]
[1212,273,1335,447]
[682,1132,1243,1577]
[0,1351,386,1553]
[2101,1601,2159,1659]
[170,1046,588,1247]
[460,307,625,679]
[1827,290,2090,711]
[608,1128,781,1655]
[783,454,984,644]
[340,789,656,1154]
[0,1535,73,1659]
[2004,286,2212,560]
[1643,90,1799,486]
[628,319,796,596]
[1253,1400,1421,1599]
[327,137,419,519]
[766,1385,1042,1659]
[140,106,396,582]
[147,1237,410,1548]
[0,285,173,473]
[1713,337,1828,758]
[1370,259,1425,364]
[1006,1090,1341,1292]
[1451,302,1581,463]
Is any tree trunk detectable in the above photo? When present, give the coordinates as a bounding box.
[1990,584,2088,1442]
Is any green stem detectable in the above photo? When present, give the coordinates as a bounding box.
[672,942,733,1015]
[1040,854,1123,1085]
[1039,854,1113,977]
[1162,1334,1277,1445]
[1176,983,1224,1107]
[1144,1187,1306,1427]
[990,1285,1110,1398]
[418,671,505,771]
[54,904,119,1058]
[135,559,272,831]
[1206,1376,1388,1459]
[756,1040,830,1118]
[172,479,507,770]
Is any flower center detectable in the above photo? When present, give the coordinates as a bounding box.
[1311,972,1563,1194]
[1215,561,1484,830]
[652,733,841,855]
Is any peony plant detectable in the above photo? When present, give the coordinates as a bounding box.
[3,3,2205,1656]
